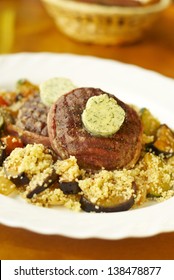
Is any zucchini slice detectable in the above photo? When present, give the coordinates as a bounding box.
[140,108,160,136]
[152,124,174,156]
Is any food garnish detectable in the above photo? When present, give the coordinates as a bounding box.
[40,77,76,106]
[82,94,125,137]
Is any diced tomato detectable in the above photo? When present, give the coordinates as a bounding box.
[0,96,9,106]
[1,135,24,155]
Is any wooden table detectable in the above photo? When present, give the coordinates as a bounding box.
[0,0,174,260]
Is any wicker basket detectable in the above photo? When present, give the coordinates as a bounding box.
[41,0,171,45]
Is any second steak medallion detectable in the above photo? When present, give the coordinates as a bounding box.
[16,93,49,137]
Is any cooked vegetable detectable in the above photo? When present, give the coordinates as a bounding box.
[0,140,6,166]
[3,147,30,185]
[80,194,135,213]
[167,155,174,166]
[0,90,17,106]
[15,79,39,98]
[3,162,30,186]
[143,152,171,197]
[80,181,137,213]
[10,173,30,187]
[59,181,81,194]
[0,176,16,195]
[0,107,14,126]
[26,168,58,199]
[140,108,160,136]
[152,124,174,156]
[0,95,9,106]
[0,115,4,129]
[1,135,24,156]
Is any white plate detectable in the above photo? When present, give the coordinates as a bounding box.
[0,52,174,240]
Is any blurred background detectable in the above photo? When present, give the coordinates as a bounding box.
[0,0,174,76]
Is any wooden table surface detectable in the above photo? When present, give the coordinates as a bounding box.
[0,0,174,260]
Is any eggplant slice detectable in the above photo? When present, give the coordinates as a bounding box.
[26,168,58,199]
[0,140,6,166]
[10,172,30,186]
[59,181,81,194]
[80,182,136,213]
[80,195,135,213]
[3,156,30,186]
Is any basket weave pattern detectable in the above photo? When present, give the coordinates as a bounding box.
[42,0,171,45]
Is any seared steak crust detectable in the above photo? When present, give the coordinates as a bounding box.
[6,124,51,148]
[48,88,143,170]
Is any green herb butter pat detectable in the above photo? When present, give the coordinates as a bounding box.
[40,77,76,106]
[82,94,125,137]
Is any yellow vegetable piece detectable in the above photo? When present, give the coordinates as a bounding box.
[0,176,16,195]
[140,108,160,136]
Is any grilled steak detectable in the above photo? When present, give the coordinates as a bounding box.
[6,124,51,148]
[16,93,49,136]
[12,93,51,147]
[47,87,143,170]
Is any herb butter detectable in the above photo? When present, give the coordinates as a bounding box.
[82,94,125,137]
[40,77,76,106]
